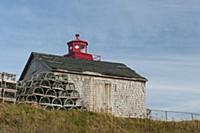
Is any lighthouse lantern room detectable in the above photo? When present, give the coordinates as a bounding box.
[64,34,94,61]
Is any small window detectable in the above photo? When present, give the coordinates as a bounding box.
[80,45,86,53]
[75,45,79,49]
[105,83,111,90]
[114,84,117,92]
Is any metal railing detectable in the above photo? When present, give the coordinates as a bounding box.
[93,54,101,61]
[147,109,200,121]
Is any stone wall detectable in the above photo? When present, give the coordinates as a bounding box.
[65,72,146,118]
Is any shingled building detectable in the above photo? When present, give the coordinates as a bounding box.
[19,34,147,118]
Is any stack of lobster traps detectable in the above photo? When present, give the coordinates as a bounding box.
[17,72,81,110]
[0,72,17,103]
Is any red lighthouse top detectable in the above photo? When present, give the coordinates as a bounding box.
[64,34,94,61]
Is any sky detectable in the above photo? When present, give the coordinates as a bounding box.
[0,0,200,113]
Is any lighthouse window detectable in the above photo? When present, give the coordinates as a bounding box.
[80,45,86,53]
[75,45,79,49]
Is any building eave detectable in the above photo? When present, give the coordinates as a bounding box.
[52,68,147,82]
[19,53,34,81]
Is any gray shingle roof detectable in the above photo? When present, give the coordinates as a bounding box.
[20,52,147,81]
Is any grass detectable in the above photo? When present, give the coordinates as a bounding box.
[0,103,199,133]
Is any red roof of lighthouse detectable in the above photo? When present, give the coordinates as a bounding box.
[67,34,88,45]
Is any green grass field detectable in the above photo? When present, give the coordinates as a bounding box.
[0,103,199,133]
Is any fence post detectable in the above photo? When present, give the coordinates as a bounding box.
[165,111,168,121]
[191,113,194,121]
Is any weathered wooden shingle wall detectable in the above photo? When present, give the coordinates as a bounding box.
[66,73,146,118]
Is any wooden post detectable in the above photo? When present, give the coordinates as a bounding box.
[191,113,194,121]
[1,73,4,103]
[165,111,168,121]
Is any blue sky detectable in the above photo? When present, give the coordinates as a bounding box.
[0,0,200,113]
